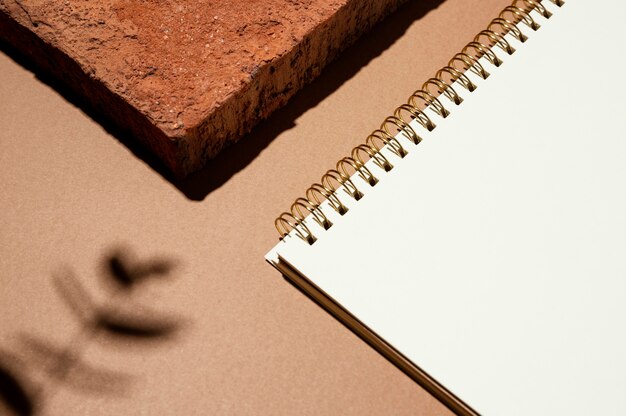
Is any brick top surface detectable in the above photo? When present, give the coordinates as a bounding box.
[2,0,345,137]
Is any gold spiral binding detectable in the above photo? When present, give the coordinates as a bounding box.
[291,197,332,230]
[274,0,563,243]
[306,182,348,215]
[275,212,316,245]
[514,0,552,19]
[322,169,364,201]
[395,104,436,132]
[475,30,516,55]
[381,115,421,146]
[353,143,394,172]
[449,53,490,79]
[367,129,408,159]
[463,41,503,67]
[409,90,450,118]
[436,66,477,92]
[501,6,541,31]
[337,157,379,187]
[488,18,528,43]
[424,77,463,104]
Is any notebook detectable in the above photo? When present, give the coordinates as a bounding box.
[266,1,626,415]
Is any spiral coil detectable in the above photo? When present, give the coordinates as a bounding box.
[275,0,563,244]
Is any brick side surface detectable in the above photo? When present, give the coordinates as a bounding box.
[1,0,406,176]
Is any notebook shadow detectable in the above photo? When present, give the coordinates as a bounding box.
[0,0,444,201]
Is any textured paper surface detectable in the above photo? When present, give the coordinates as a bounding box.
[274,1,626,414]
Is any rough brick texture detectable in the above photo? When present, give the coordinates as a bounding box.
[0,0,406,176]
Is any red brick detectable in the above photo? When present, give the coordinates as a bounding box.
[0,0,406,176]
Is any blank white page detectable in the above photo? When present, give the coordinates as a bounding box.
[268,1,626,414]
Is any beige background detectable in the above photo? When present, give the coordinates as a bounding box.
[0,0,509,414]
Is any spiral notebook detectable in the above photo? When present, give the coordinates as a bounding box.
[266,1,626,415]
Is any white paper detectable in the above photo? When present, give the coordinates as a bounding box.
[268,1,626,414]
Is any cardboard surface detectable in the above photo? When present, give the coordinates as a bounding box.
[0,0,510,414]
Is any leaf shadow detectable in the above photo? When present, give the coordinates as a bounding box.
[0,354,35,416]
[95,306,183,343]
[101,247,177,291]
[18,334,133,396]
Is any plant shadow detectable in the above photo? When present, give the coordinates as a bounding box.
[0,246,186,415]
